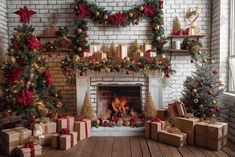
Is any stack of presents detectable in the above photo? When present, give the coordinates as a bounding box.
[145,101,228,150]
[0,114,91,156]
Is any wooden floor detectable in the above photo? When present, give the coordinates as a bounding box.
[1,137,235,157]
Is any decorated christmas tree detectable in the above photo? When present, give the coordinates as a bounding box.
[172,17,182,34]
[80,91,94,119]
[144,92,157,118]
[182,54,224,119]
[0,7,64,121]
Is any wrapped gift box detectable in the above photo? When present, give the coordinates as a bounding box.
[168,101,186,118]
[140,43,152,52]
[1,129,20,145]
[175,117,200,145]
[145,51,156,57]
[157,109,169,121]
[74,119,91,141]
[57,116,74,132]
[14,127,32,145]
[17,143,42,157]
[42,121,57,134]
[94,52,107,60]
[117,44,128,59]
[51,132,77,150]
[195,121,228,150]
[159,130,187,147]
[145,120,165,141]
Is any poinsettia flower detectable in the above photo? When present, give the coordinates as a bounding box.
[4,66,22,84]
[15,6,36,23]
[143,3,156,17]
[17,90,34,107]
[111,12,127,26]
[28,36,40,51]
[44,70,53,88]
[79,4,91,19]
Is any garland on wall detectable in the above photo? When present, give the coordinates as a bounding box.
[61,0,174,84]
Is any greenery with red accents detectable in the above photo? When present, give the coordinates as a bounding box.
[61,0,174,84]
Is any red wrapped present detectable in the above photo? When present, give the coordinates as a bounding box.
[168,101,186,118]
[145,118,165,141]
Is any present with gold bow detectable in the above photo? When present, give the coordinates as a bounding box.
[145,118,165,141]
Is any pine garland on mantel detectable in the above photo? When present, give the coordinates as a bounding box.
[61,0,175,84]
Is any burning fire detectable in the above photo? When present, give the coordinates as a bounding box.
[112,97,129,114]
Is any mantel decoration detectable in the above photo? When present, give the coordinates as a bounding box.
[60,0,175,84]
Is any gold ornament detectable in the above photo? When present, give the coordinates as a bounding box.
[105,68,110,73]
[73,55,80,62]
[95,11,100,16]
[185,7,201,35]
[155,25,160,30]
[104,15,108,20]
[76,28,82,33]
[156,36,161,41]
[41,108,49,116]
[202,59,207,63]
[139,6,144,11]
[129,12,133,17]
[194,99,199,103]
[161,53,166,59]
[8,56,16,64]
[77,47,82,52]
[212,100,217,104]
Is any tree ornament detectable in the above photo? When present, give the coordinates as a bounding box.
[165,66,171,70]
[77,47,82,52]
[212,100,217,104]
[129,12,133,17]
[213,70,217,75]
[95,11,100,17]
[165,73,170,78]
[194,99,199,103]
[190,59,194,64]
[80,71,85,76]
[76,28,82,33]
[105,67,110,73]
[73,55,80,63]
[161,53,166,59]
[198,82,204,87]
[155,25,160,30]
[144,92,157,118]
[192,88,197,93]
[8,56,16,64]
[199,104,204,108]
[15,6,36,23]
[104,15,108,20]
[208,90,212,96]
[139,6,144,11]
[202,59,207,63]
[156,36,161,41]
[126,69,131,75]
[55,102,62,109]
[55,93,59,98]
[124,56,130,62]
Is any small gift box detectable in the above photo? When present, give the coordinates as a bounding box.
[175,117,200,145]
[140,42,152,52]
[17,142,42,157]
[74,119,91,141]
[157,109,169,121]
[195,121,228,150]
[145,118,165,141]
[168,101,186,118]
[42,121,57,134]
[117,44,128,59]
[159,130,187,147]
[57,115,74,132]
[51,131,77,150]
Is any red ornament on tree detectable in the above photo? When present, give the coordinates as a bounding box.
[1,111,9,118]
[190,59,194,64]
[80,71,85,76]
[55,93,59,98]
[126,70,131,75]
[165,66,171,70]
[143,3,156,17]
[111,12,127,26]
[208,90,212,96]
[4,66,22,84]
[165,73,170,78]
[28,36,40,51]
[198,82,204,87]
[187,41,193,47]
[55,102,62,109]
[208,108,215,113]
[15,6,36,23]
[64,66,69,72]
[213,70,218,75]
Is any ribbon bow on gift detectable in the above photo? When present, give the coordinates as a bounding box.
[57,113,68,119]
[24,142,35,157]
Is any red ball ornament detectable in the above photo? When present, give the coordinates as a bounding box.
[190,59,194,64]
[208,90,212,96]
[126,70,131,75]
[165,66,171,70]
[165,73,170,78]
[55,102,62,109]
[69,72,74,77]
[198,82,204,87]
[55,93,59,98]
[208,108,215,113]
[135,21,139,25]
[1,111,9,118]
[31,115,36,121]
[159,5,163,9]
[215,107,220,112]
[64,66,69,72]
[213,70,217,75]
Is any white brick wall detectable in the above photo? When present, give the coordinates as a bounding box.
[5,0,212,106]
[0,0,8,53]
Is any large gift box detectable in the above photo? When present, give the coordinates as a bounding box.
[15,127,32,144]
[17,142,42,157]
[42,121,57,134]
[57,116,74,132]
[74,119,91,141]
[157,109,169,121]
[51,131,78,150]
[168,101,186,118]
[145,118,165,141]
[175,117,200,145]
[195,121,228,150]
[159,130,187,147]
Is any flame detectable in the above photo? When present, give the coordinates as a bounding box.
[112,97,129,114]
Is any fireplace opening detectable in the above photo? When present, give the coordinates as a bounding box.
[97,85,142,119]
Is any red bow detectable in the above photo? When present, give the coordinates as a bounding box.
[59,128,70,135]
[150,117,161,122]
[24,142,35,157]
[15,6,36,23]
[57,113,68,119]
[74,115,84,121]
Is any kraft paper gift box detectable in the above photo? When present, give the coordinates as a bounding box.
[145,120,165,141]
[175,117,200,145]
[57,116,75,132]
[159,130,187,147]
[157,109,169,121]
[117,44,128,59]
[195,121,228,150]
[74,119,91,141]
[1,129,20,155]
[168,102,186,118]
[17,143,42,157]
[14,127,32,145]
[42,121,57,134]
[51,132,77,150]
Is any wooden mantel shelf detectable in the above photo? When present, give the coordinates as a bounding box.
[167,34,206,39]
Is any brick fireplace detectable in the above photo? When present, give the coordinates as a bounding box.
[76,70,162,118]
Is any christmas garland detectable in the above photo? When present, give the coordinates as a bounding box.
[61,0,174,84]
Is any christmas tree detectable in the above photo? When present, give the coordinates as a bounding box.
[144,92,157,118]
[172,17,182,33]
[182,54,224,119]
[80,91,94,119]
[0,7,64,120]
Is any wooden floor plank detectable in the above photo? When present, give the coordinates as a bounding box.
[121,137,131,157]
[158,142,173,157]
[187,145,206,157]
[222,146,235,157]
[102,137,114,157]
[227,141,235,151]
[146,139,163,157]
[112,137,123,157]
[167,145,182,157]
[213,150,230,157]
[198,147,218,157]
[91,137,105,157]
[178,146,195,157]
[80,136,98,157]
[70,139,87,157]
[139,137,151,157]
[130,137,142,157]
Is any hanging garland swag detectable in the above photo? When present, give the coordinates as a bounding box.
[61,0,174,83]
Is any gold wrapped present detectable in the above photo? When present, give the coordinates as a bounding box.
[42,121,57,134]
[195,121,228,150]
[159,130,187,147]
[17,143,42,157]
[145,119,165,141]
[57,116,74,132]
[175,117,200,145]
[51,132,78,150]
[74,119,91,141]
[157,109,169,121]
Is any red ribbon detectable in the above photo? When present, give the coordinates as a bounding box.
[149,118,163,138]
[75,117,88,138]
[57,129,74,148]
[57,113,71,132]
[23,142,35,157]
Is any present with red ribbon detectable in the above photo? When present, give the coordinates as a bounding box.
[158,130,187,147]
[74,118,91,141]
[57,113,75,132]
[17,142,42,157]
[42,121,57,134]
[51,131,77,150]
[168,101,186,118]
[157,108,169,121]
[144,118,165,141]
